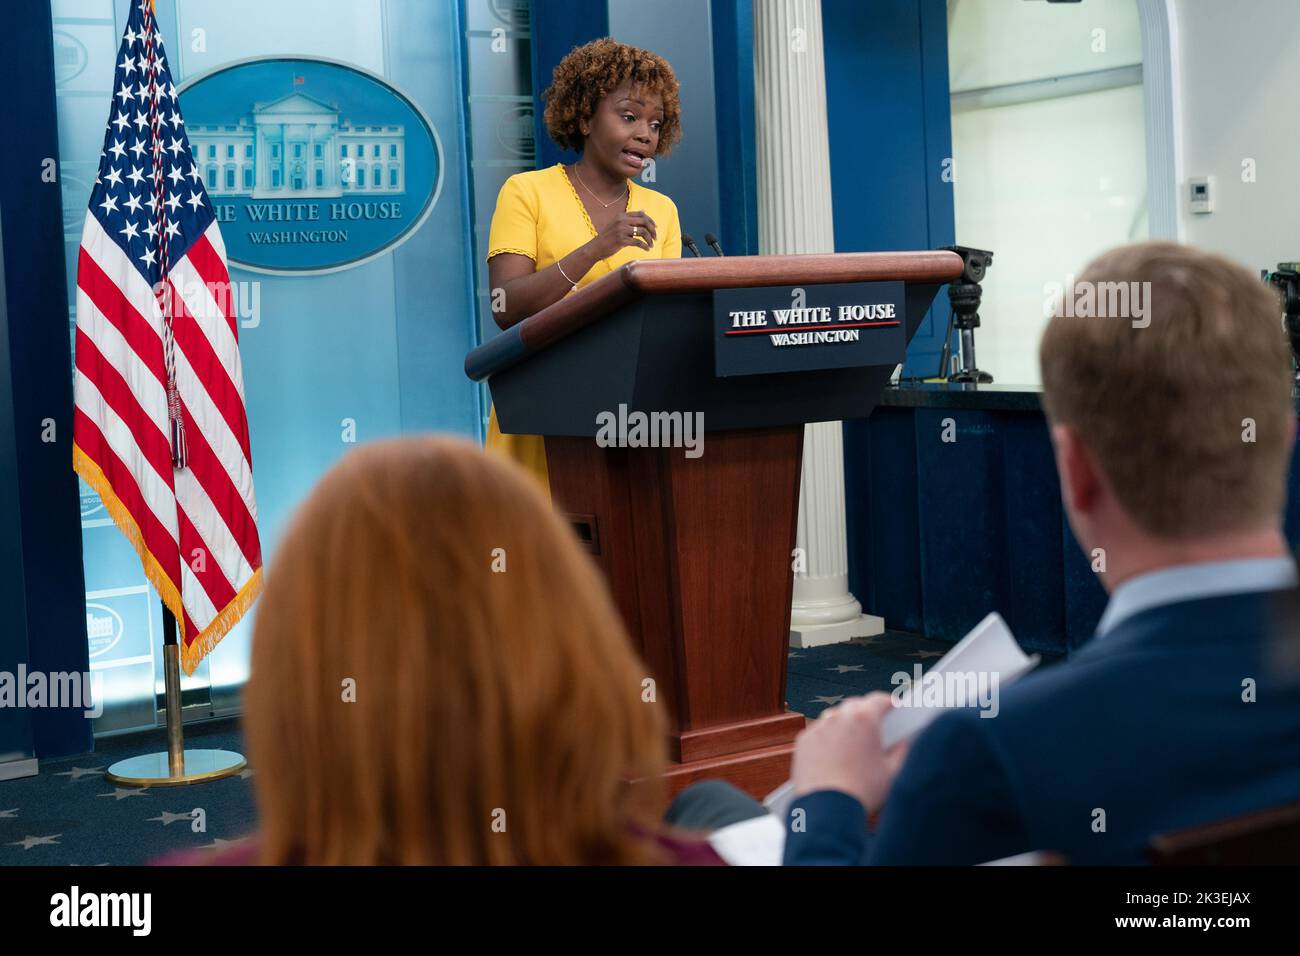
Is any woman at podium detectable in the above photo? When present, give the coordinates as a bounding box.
[484,37,683,490]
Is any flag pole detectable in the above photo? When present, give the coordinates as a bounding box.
[104,601,246,786]
[161,603,186,773]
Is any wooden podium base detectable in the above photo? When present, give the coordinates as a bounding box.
[661,727,805,801]
[547,427,806,800]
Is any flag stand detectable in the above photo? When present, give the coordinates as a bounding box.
[104,602,246,787]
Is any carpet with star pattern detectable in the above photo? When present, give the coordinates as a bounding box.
[1,718,255,866]
[785,628,965,717]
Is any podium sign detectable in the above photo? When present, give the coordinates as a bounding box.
[713,280,906,378]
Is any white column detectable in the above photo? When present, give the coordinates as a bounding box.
[754,0,883,649]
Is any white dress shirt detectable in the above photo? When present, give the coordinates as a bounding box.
[1094,556,1298,638]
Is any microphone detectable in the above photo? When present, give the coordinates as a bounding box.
[704,233,724,256]
[682,233,703,257]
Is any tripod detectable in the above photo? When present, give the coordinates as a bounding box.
[936,279,993,384]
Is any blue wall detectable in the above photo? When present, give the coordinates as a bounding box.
[823,0,956,378]
[0,209,38,774]
[1,0,92,761]
[709,0,759,256]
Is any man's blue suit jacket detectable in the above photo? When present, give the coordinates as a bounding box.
[784,588,1300,865]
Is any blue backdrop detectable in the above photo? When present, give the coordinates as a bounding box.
[14,0,483,753]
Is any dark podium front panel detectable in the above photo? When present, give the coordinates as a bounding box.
[491,282,944,438]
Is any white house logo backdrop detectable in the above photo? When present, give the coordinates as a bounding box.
[178,56,442,274]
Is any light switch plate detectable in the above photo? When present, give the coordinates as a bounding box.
[1189,176,1215,214]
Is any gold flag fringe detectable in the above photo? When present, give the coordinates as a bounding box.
[180,568,262,676]
[73,442,185,625]
[73,441,263,676]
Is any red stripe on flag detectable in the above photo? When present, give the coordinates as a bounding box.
[77,248,167,385]
[177,506,238,615]
[183,234,239,340]
[180,606,201,650]
[177,396,263,571]
[74,328,174,482]
[168,280,254,465]
[73,409,182,591]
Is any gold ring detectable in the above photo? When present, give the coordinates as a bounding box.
[632,226,639,239]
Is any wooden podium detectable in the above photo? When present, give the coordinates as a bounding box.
[466,251,962,798]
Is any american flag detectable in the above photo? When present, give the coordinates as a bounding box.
[72,0,262,675]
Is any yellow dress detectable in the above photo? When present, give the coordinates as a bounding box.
[485,163,682,491]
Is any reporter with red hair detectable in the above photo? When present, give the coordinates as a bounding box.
[159,437,720,866]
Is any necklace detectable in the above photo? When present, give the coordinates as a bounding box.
[570,163,627,208]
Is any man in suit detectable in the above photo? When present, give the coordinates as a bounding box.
[785,241,1300,865]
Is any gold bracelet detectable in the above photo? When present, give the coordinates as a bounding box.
[556,260,578,292]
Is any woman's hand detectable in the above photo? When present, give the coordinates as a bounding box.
[487,209,659,331]
[590,210,657,258]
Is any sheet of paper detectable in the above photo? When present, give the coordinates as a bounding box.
[707,813,786,866]
[763,611,1038,816]
[881,611,1038,748]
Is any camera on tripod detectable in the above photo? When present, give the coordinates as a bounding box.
[1263,263,1300,385]
[938,245,995,384]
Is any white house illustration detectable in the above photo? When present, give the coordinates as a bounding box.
[188,91,405,199]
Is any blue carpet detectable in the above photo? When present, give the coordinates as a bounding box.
[0,718,257,866]
[787,628,965,717]
[1,630,1059,865]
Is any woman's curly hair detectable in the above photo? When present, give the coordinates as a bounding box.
[542,38,682,156]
